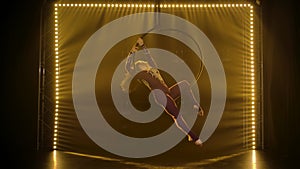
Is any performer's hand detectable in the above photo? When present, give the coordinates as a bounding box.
[130,38,143,53]
[136,37,144,47]
[130,45,138,53]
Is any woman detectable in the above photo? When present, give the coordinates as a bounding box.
[121,37,204,146]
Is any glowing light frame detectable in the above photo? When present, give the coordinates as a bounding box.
[53,6,59,149]
[53,3,258,150]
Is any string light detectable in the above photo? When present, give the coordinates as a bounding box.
[54,3,254,8]
[53,5,59,150]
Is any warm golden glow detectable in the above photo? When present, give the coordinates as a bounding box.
[252,150,257,169]
[53,150,57,169]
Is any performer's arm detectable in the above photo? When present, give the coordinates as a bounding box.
[125,43,139,74]
[125,37,158,73]
[136,38,158,68]
[141,44,158,68]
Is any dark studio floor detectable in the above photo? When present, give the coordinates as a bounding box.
[11,149,295,169]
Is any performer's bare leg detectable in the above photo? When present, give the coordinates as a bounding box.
[169,80,204,116]
[153,92,202,146]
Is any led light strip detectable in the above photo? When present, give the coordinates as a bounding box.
[53,5,59,150]
[54,3,253,8]
[53,3,256,150]
[249,5,256,150]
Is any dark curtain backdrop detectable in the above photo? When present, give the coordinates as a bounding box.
[3,0,299,165]
[262,0,300,160]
